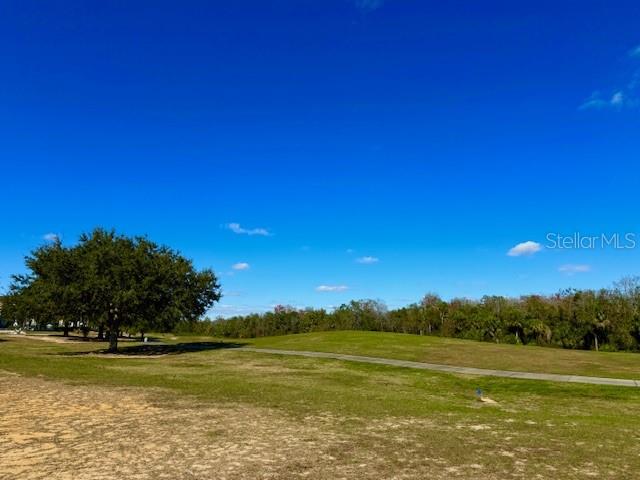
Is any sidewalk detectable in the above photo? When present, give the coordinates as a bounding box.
[240,347,640,387]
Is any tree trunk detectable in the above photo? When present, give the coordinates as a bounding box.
[140,331,145,342]
[594,334,599,352]
[108,328,119,353]
[63,322,69,337]
[107,312,120,353]
[98,324,104,340]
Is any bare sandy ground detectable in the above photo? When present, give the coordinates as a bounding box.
[0,372,443,480]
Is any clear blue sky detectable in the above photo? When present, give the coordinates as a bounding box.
[1,1,639,317]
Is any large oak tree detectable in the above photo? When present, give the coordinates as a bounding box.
[5,228,221,352]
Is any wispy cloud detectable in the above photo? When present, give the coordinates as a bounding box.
[356,256,379,264]
[507,241,542,257]
[580,44,640,110]
[316,285,349,292]
[226,223,271,236]
[352,0,385,11]
[559,264,591,275]
[580,90,637,110]
[43,233,60,242]
[232,262,250,271]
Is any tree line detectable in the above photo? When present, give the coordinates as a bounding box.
[183,278,640,352]
[1,229,221,352]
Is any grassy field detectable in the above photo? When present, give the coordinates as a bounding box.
[1,332,640,479]
[248,330,640,380]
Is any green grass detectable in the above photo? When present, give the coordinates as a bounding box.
[2,333,640,477]
[246,330,640,379]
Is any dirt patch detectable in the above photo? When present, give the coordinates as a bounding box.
[0,373,446,480]
[0,374,331,479]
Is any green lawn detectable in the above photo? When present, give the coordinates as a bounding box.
[2,333,640,478]
[246,330,640,380]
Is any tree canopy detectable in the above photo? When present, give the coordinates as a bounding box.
[3,228,221,351]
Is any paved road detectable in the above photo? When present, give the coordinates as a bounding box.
[240,347,640,387]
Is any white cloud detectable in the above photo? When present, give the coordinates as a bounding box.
[579,91,636,110]
[356,256,379,264]
[232,262,250,271]
[316,285,349,292]
[43,233,60,242]
[226,223,271,236]
[353,0,385,11]
[611,91,625,106]
[507,241,542,257]
[559,264,591,275]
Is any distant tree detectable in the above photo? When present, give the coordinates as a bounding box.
[0,295,5,328]
[420,293,447,335]
[345,300,388,331]
[613,276,640,298]
[4,240,81,334]
[2,277,38,329]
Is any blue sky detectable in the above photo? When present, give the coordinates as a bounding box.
[1,1,639,317]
